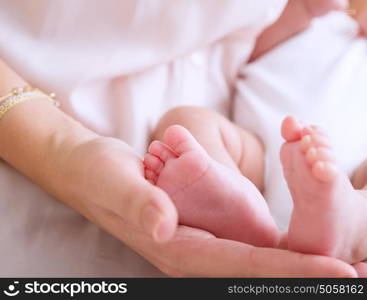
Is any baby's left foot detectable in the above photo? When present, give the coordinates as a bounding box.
[144,125,279,247]
[281,116,367,263]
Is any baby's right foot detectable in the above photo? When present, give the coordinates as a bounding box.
[144,125,280,247]
[281,116,367,263]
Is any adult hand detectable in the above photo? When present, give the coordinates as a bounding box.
[65,137,357,277]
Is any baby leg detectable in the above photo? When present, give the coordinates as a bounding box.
[144,106,279,247]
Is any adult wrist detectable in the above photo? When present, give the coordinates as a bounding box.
[40,112,100,203]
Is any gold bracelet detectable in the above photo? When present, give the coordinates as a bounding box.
[0,86,59,120]
[0,86,55,102]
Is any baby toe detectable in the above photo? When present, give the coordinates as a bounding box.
[281,116,303,142]
[144,153,164,174]
[301,132,331,152]
[163,125,203,155]
[305,147,318,165]
[310,131,331,148]
[148,141,177,163]
[315,147,335,162]
[305,147,334,165]
[304,124,330,145]
[300,135,313,152]
[145,168,158,184]
[312,161,338,183]
[302,125,327,137]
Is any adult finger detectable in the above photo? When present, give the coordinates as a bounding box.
[88,201,357,278]
[132,225,358,277]
[353,262,367,277]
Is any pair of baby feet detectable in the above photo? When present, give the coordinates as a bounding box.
[143,116,367,263]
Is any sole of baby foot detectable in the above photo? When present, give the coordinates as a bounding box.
[281,116,367,263]
[144,125,280,247]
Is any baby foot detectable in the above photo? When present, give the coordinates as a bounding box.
[281,116,367,263]
[144,125,279,247]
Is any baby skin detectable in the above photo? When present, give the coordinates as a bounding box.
[282,116,367,264]
[144,124,279,247]
[144,107,367,264]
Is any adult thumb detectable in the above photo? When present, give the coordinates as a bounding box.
[135,182,178,243]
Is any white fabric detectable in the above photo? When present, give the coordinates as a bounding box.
[235,12,367,231]
[0,0,286,276]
